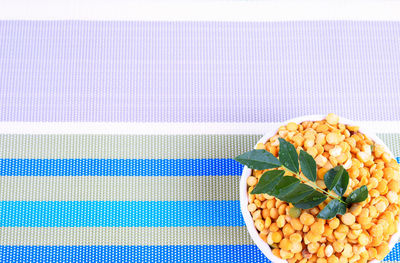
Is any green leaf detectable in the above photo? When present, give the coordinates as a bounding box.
[299,150,317,182]
[293,190,327,209]
[346,185,369,204]
[235,149,281,170]
[317,199,347,219]
[278,138,299,173]
[272,176,300,200]
[324,166,349,196]
[251,170,285,194]
[280,183,315,204]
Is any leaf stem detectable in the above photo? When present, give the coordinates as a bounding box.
[314,182,347,205]
[281,166,347,205]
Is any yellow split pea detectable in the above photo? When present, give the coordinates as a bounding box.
[247,114,400,262]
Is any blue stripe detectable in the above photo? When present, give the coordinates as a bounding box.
[0,201,243,227]
[0,243,398,263]
[0,159,242,176]
[1,158,397,177]
[0,245,270,263]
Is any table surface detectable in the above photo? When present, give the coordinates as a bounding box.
[0,21,400,262]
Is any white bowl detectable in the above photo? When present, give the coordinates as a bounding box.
[240,115,400,263]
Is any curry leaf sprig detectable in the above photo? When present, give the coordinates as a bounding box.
[235,138,368,219]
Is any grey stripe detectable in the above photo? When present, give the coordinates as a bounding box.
[0,134,398,159]
[0,176,239,201]
[377,133,400,157]
[0,134,260,159]
[0,227,253,245]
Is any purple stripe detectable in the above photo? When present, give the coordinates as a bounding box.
[0,21,399,122]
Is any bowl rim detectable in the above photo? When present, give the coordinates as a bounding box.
[239,114,399,263]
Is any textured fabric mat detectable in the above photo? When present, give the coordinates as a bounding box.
[1,21,400,262]
[0,133,399,262]
[0,21,400,122]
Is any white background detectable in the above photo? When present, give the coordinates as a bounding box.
[0,0,400,21]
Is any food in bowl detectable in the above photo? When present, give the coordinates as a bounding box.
[237,114,400,263]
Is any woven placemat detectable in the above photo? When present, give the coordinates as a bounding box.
[1,21,400,262]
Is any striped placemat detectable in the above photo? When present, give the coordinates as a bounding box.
[0,21,400,262]
[0,130,399,262]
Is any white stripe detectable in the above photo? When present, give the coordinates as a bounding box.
[0,0,400,21]
[0,121,399,135]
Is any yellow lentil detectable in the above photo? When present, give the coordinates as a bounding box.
[282,224,295,236]
[349,254,360,263]
[270,208,279,219]
[311,221,325,235]
[271,232,282,243]
[358,233,369,246]
[323,225,333,236]
[337,224,349,234]
[307,242,320,254]
[290,233,302,243]
[287,122,299,131]
[316,133,327,146]
[332,241,344,253]
[290,218,303,231]
[317,167,328,179]
[305,232,321,243]
[326,132,341,145]
[248,203,257,213]
[333,231,346,241]
[254,218,265,231]
[368,247,378,258]
[272,248,280,257]
[300,213,315,226]
[382,152,391,163]
[328,217,340,229]
[327,255,339,263]
[317,244,326,257]
[377,242,390,260]
[293,133,305,147]
[387,191,398,203]
[280,249,294,260]
[269,223,279,232]
[388,179,400,192]
[341,213,356,225]
[246,176,258,186]
[349,204,362,216]
[342,243,353,258]
[370,224,383,237]
[254,199,261,208]
[247,114,400,262]
[256,143,265,150]
[264,216,272,228]
[278,204,287,215]
[279,238,293,251]
[315,154,328,167]
[277,215,286,228]
[261,208,269,219]
[326,113,339,125]
[291,242,303,254]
